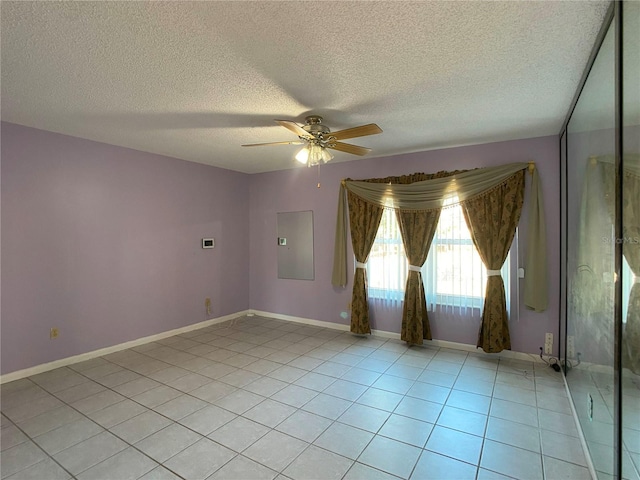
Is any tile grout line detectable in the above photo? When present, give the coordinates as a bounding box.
[0,407,78,480]
[37,363,197,479]
[57,325,347,478]
[3,320,367,479]
[474,361,498,480]
[4,325,285,478]
[5,342,482,480]
[2,316,585,480]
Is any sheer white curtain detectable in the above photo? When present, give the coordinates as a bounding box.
[366,208,406,303]
[423,200,511,316]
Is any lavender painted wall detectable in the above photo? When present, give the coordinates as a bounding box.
[1,122,249,374]
[249,136,560,355]
[0,122,560,376]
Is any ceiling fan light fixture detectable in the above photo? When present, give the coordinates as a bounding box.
[309,143,334,167]
[308,143,323,166]
[321,148,334,164]
[295,143,334,166]
[295,146,309,164]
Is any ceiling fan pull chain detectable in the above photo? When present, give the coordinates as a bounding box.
[317,164,321,188]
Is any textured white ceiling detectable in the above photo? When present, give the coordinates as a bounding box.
[1,1,610,174]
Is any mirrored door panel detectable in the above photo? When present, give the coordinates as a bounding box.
[565,17,616,479]
[621,2,640,479]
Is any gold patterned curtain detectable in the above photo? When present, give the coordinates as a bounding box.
[397,209,440,344]
[345,172,440,335]
[345,172,458,340]
[394,171,461,344]
[333,162,547,342]
[333,162,547,312]
[460,171,525,352]
[346,190,384,334]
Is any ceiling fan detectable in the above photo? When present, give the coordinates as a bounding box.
[242,115,383,166]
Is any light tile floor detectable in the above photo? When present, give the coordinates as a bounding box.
[1,316,591,480]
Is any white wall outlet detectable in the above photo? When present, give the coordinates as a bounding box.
[544,333,553,355]
[567,335,576,358]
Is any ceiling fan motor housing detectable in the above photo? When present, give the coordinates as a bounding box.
[302,116,332,145]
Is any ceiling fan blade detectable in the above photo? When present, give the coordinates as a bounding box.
[328,123,382,141]
[242,141,304,147]
[328,142,372,156]
[275,120,310,138]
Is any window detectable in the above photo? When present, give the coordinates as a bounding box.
[366,201,511,313]
[367,208,407,302]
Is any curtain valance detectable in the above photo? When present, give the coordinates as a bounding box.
[332,162,548,313]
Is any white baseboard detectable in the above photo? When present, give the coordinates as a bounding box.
[1,308,547,385]
[249,309,547,364]
[0,310,250,384]
[249,309,351,332]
